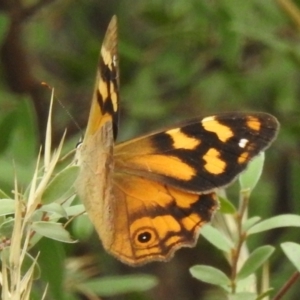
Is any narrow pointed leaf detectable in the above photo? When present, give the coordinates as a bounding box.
[281,242,300,272]
[42,166,78,204]
[237,245,274,280]
[256,288,274,300]
[248,215,300,235]
[0,199,15,216]
[242,216,261,232]
[239,152,265,190]
[0,189,10,199]
[30,221,75,243]
[201,225,233,253]
[219,196,236,214]
[38,203,68,219]
[21,252,41,279]
[239,152,264,190]
[65,204,85,217]
[0,218,14,237]
[190,265,230,286]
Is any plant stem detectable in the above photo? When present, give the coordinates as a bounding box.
[272,271,300,300]
[230,190,250,293]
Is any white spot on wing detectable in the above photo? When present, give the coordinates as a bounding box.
[202,116,216,123]
[239,138,248,148]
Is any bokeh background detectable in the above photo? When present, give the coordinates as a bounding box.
[1,0,300,299]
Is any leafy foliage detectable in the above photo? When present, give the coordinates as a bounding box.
[1,0,300,299]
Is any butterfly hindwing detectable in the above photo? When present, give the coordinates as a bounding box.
[111,174,218,265]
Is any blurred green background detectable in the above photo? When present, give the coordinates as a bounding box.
[1,0,300,299]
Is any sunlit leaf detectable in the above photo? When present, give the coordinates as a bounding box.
[190,265,230,287]
[201,225,233,253]
[239,152,264,191]
[38,203,68,219]
[237,245,274,280]
[247,215,300,235]
[242,216,261,232]
[30,221,75,243]
[65,204,85,217]
[281,242,300,272]
[0,199,15,216]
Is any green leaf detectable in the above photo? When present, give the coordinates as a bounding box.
[72,214,94,240]
[38,239,65,300]
[65,204,85,216]
[82,274,158,296]
[281,242,300,272]
[37,203,68,219]
[256,288,274,300]
[42,166,78,204]
[0,218,14,237]
[237,245,274,280]
[30,221,75,243]
[190,265,230,287]
[247,215,300,235]
[0,199,15,216]
[201,225,233,253]
[219,195,236,214]
[0,248,40,279]
[21,252,41,280]
[239,152,264,191]
[0,189,10,199]
[242,216,261,232]
[228,292,256,300]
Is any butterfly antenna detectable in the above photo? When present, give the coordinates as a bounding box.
[41,81,84,136]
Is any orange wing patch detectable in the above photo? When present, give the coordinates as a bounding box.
[203,148,226,175]
[246,116,261,131]
[202,116,234,142]
[166,128,201,149]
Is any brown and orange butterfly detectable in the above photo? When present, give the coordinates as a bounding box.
[76,16,279,266]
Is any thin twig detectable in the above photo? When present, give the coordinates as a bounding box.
[277,0,300,30]
[230,190,250,293]
[272,271,300,300]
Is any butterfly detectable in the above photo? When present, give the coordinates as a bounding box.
[76,16,279,266]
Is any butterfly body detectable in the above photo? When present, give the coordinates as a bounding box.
[76,16,279,266]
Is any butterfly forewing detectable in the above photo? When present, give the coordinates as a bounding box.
[76,17,119,249]
[114,113,279,193]
[83,16,119,142]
